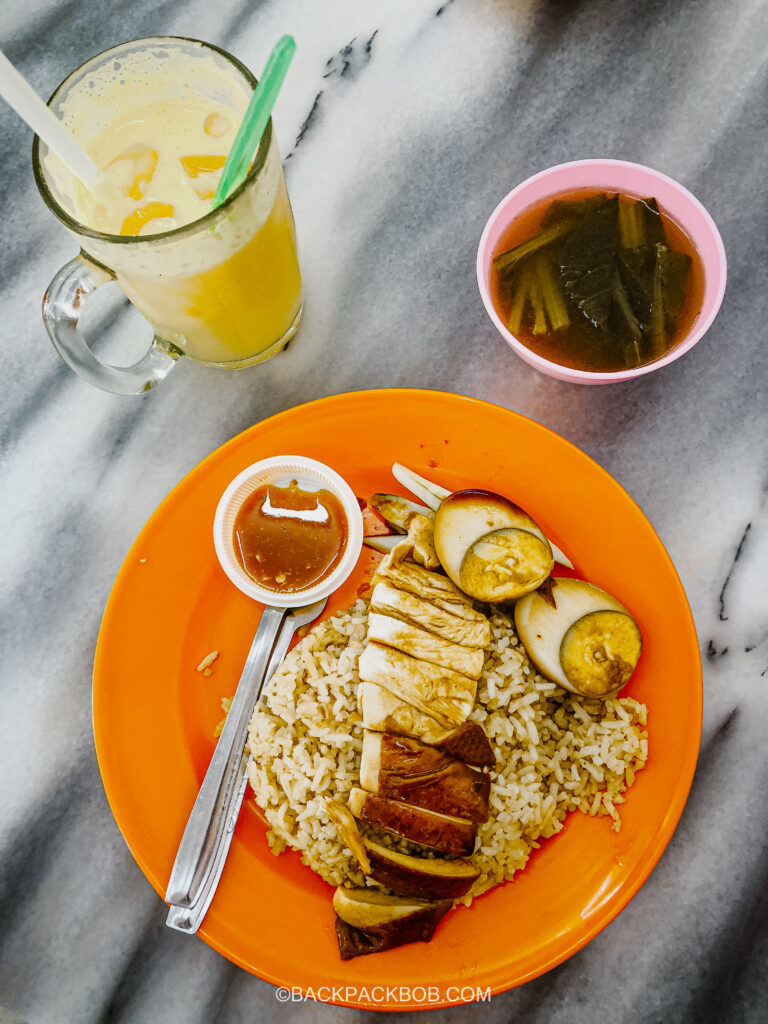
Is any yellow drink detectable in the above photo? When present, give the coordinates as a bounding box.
[115,163,302,365]
[39,39,302,369]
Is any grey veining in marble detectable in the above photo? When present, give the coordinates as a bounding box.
[1,0,766,1021]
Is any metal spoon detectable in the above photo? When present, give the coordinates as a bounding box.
[165,598,326,932]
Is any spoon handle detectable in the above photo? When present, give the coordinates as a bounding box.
[165,602,319,934]
[165,752,251,934]
[165,604,286,909]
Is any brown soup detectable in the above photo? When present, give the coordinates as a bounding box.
[234,480,348,593]
[490,188,704,373]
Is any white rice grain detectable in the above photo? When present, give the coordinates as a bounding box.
[246,602,649,901]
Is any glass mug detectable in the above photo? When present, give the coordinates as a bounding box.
[33,37,303,395]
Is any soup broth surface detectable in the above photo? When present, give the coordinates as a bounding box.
[491,188,704,373]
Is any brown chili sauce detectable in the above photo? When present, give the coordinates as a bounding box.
[233,480,347,593]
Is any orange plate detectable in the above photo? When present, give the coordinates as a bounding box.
[93,390,701,1010]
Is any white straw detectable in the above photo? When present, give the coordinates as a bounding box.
[0,49,100,188]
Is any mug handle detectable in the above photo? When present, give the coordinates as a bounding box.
[42,254,179,395]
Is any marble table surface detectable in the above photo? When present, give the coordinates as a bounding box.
[1,0,766,1021]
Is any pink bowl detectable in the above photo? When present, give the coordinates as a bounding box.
[476,159,727,384]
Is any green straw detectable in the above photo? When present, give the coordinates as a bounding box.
[212,35,296,209]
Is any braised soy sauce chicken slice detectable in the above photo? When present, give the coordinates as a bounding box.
[348,788,477,857]
[332,520,493,959]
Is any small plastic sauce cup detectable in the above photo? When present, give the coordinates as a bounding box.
[213,456,363,607]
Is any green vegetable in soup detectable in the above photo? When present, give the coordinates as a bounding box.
[558,195,620,331]
[651,244,692,354]
[528,269,547,335]
[536,254,570,332]
[618,196,666,250]
[611,271,644,368]
[493,219,574,274]
[492,191,695,372]
[541,192,607,230]
[618,244,656,319]
[506,268,530,335]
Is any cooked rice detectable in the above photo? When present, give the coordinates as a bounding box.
[247,600,647,903]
